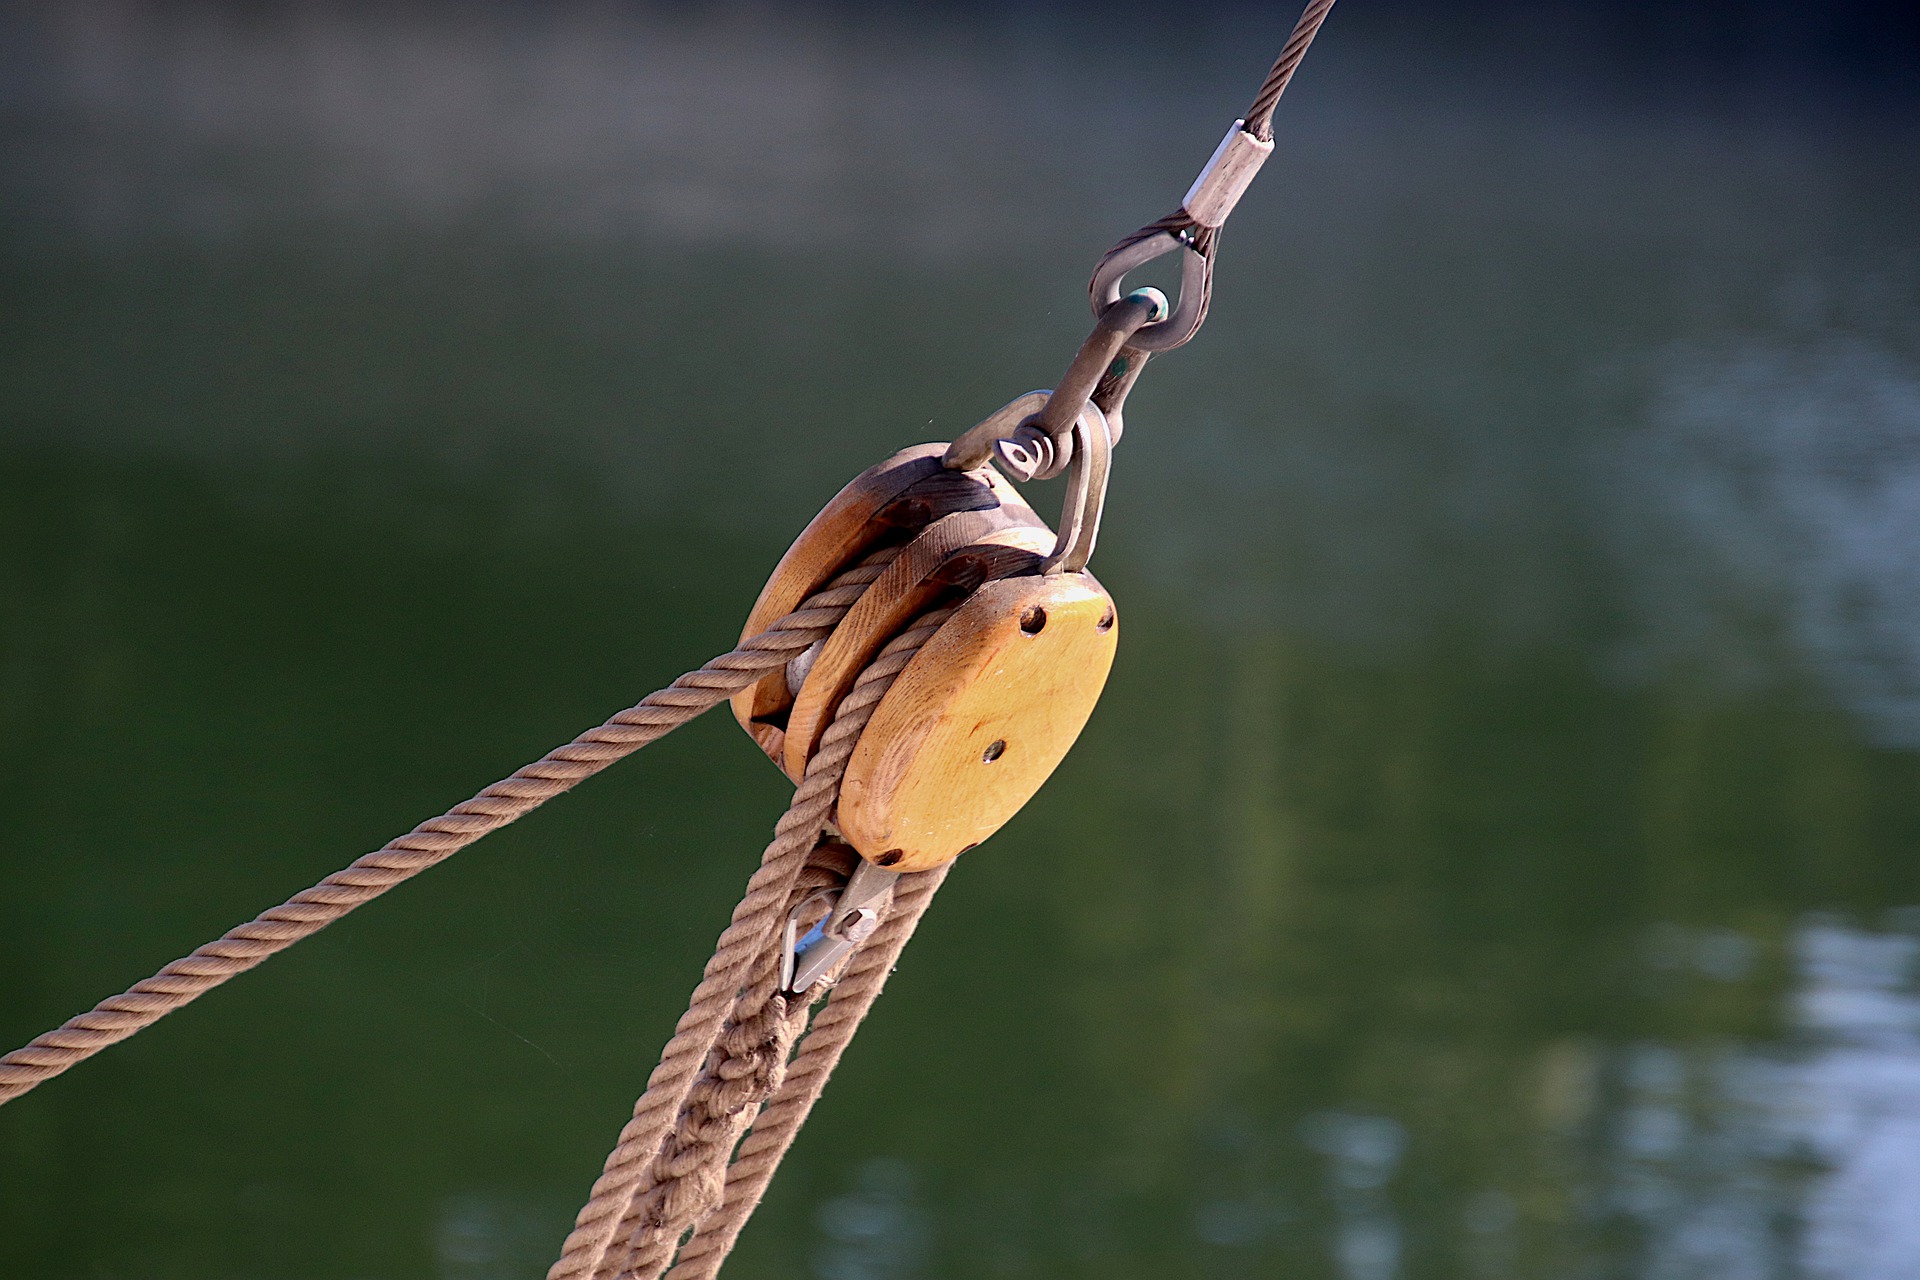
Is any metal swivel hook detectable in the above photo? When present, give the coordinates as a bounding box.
[1026,287,1166,461]
[944,288,1164,477]
[941,390,1111,575]
[942,290,1164,576]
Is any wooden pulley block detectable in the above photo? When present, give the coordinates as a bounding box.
[781,519,1057,780]
[837,570,1118,873]
[730,444,1042,768]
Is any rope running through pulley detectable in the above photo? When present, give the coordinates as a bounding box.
[0,5,1340,1276]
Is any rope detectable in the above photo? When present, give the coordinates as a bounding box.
[617,971,812,1280]
[611,973,811,1280]
[592,605,960,1280]
[656,862,952,1280]
[553,604,960,1280]
[614,841,855,1275]
[625,844,860,1259]
[0,551,899,1109]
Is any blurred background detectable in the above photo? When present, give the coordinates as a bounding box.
[3,1,1919,1276]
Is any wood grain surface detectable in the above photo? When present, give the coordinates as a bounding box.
[779,517,1054,781]
[729,447,1037,765]
[837,571,1118,871]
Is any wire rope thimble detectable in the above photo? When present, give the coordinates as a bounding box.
[1089,230,1209,353]
[1089,118,1271,355]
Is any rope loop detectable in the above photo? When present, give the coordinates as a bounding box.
[569,602,964,1280]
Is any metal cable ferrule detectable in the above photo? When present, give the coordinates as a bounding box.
[1181,120,1275,229]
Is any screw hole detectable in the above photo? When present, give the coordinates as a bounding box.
[875,848,905,867]
[982,739,1007,763]
[1020,606,1047,635]
[1096,607,1115,632]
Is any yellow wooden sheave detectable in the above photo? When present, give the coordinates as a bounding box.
[733,442,1119,874]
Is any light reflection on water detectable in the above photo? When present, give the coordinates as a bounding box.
[3,3,1919,1278]
[1613,329,1920,745]
[813,1158,931,1280]
[1167,917,1920,1280]
[1301,1112,1406,1280]
[1581,916,1920,1280]
[1787,919,1920,1277]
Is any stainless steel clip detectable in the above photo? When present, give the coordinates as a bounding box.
[779,858,902,995]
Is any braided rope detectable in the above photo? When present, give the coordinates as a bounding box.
[556,604,960,1280]
[658,863,954,1280]
[0,552,898,1109]
[603,846,851,1280]
[620,972,810,1279]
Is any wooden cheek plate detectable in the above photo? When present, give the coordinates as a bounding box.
[729,444,1037,767]
[837,573,1118,873]
[780,519,1055,781]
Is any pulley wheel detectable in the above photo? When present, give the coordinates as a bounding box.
[731,444,1040,767]
[782,519,1056,781]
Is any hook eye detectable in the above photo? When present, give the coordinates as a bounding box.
[1088,231,1210,352]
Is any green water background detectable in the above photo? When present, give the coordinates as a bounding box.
[3,3,1919,1277]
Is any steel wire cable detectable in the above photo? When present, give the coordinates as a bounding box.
[1091,0,1339,348]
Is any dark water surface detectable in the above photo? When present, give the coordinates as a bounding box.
[4,4,1920,1277]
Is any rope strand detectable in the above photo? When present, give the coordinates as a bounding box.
[555,603,960,1280]
[657,863,953,1280]
[0,551,898,1109]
